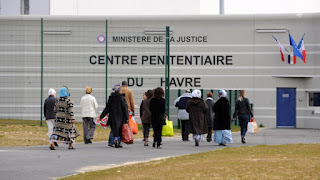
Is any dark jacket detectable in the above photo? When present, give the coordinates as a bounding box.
[174,92,192,120]
[233,97,253,118]
[140,100,144,118]
[186,97,208,134]
[205,98,215,128]
[44,95,57,120]
[100,92,129,137]
[213,97,231,130]
[149,97,166,128]
[141,97,152,124]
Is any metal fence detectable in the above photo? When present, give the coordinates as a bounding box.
[0,18,171,125]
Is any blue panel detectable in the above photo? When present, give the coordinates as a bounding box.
[277,88,296,127]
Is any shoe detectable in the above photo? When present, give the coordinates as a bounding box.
[85,141,89,144]
[68,146,75,150]
[54,142,59,147]
[88,139,92,144]
[242,138,246,144]
[195,140,199,146]
[115,140,119,148]
[207,138,212,142]
[153,142,156,148]
[49,146,55,150]
[157,145,162,149]
[144,143,149,146]
[118,143,123,148]
[108,144,114,147]
[219,143,226,146]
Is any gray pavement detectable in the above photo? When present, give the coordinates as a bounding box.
[1,128,320,180]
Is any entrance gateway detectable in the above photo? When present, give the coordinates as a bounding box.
[277,88,296,128]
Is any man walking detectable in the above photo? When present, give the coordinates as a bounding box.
[174,90,192,141]
[120,81,135,115]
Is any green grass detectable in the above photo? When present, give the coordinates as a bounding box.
[0,119,239,147]
[61,144,320,180]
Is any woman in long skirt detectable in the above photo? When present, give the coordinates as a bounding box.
[186,90,208,146]
[213,89,232,146]
[50,86,79,150]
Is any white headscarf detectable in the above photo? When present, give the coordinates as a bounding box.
[192,90,201,98]
[218,89,227,97]
[48,88,56,96]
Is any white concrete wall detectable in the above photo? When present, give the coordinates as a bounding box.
[50,0,208,15]
[30,0,50,15]
[0,0,49,15]
[0,0,20,15]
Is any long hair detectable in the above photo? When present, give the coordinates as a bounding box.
[238,90,246,101]
[153,87,164,99]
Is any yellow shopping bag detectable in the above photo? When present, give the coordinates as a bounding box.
[162,119,174,136]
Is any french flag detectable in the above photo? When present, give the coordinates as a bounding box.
[289,33,303,64]
[297,34,307,63]
[273,36,288,62]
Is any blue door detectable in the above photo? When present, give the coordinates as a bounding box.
[277,88,296,128]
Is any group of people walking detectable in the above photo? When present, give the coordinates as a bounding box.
[44,82,252,150]
[175,89,253,146]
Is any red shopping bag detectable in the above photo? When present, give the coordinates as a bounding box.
[122,124,134,144]
[128,115,138,134]
[95,115,108,129]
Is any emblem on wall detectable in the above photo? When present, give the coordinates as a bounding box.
[97,34,106,43]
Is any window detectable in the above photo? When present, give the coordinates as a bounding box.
[309,92,320,107]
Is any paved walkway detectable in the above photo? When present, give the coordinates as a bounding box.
[0,128,320,180]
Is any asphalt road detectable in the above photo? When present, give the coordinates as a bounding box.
[0,128,320,180]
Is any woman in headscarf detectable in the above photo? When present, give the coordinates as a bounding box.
[213,89,232,146]
[149,87,165,149]
[50,86,79,150]
[186,90,208,146]
[44,88,57,148]
[100,84,129,148]
[233,90,253,143]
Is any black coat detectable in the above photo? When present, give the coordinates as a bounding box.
[44,95,57,120]
[205,98,215,128]
[149,97,165,128]
[213,97,231,130]
[101,92,129,137]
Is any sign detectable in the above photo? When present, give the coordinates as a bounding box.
[97,34,106,43]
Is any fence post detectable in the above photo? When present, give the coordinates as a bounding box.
[177,89,181,129]
[165,26,170,119]
[201,89,204,99]
[105,20,108,104]
[40,18,43,126]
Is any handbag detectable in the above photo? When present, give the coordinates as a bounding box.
[128,115,138,134]
[122,124,134,144]
[162,119,174,136]
[247,117,258,134]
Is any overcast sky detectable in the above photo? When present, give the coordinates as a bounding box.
[51,0,320,15]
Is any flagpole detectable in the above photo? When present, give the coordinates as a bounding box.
[288,29,294,64]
